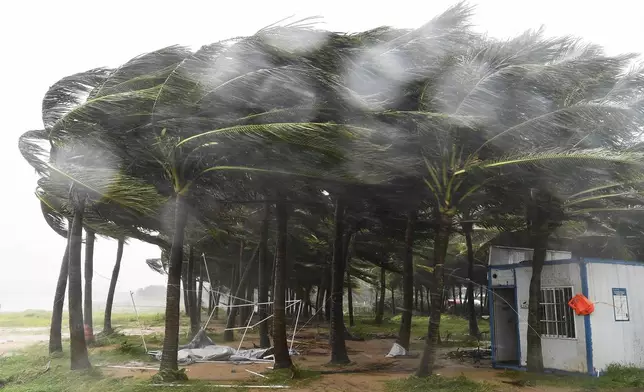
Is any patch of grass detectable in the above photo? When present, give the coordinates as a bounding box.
[0,311,180,330]
[387,375,496,392]
[108,312,171,329]
[500,365,644,391]
[349,314,489,346]
[259,366,320,387]
[0,343,244,392]
[0,310,53,328]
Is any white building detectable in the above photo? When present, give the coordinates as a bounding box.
[488,246,644,375]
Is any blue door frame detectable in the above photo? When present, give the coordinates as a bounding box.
[488,268,522,370]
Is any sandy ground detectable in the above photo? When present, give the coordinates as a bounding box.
[98,330,576,392]
[0,326,162,356]
[0,327,54,355]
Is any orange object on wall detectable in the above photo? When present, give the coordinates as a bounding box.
[568,294,595,316]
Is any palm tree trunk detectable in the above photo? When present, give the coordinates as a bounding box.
[104,239,124,335]
[343,233,355,327]
[68,198,91,370]
[83,230,95,344]
[214,290,221,319]
[49,228,71,354]
[197,263,204,327]
[480,285,484,315]
[458,286,464,315]
[258,201,271,348]
[329,199,350,364]
[272,201,292,369]
[223,246,259,341]
[374,289,379,315]
[227,264,237,318]
[187,247,200,338]
[420,288,425,314]
[451,286,457,314]
[462,222,480,338]
[239,241,249,324]
[315,285,322,320]
[346,264,354,328]
[396,210,417,350]
[527,232,548,372]
[324,267,332,322]
[375,267,386,325]
[416,213,450,377]
[182,276,190,317]
[160,194,189,374]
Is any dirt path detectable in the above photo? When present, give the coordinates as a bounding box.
[0,327,53,355]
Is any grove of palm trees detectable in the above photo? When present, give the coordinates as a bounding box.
[16,1,644,387]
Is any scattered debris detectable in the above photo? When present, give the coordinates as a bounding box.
[245,369,268,378]
[445,347,491,363]
[179,329,214,350]
[385,343,416,358]
[103,365,161,371]
[150,384,289,389]
[502,379,536,387]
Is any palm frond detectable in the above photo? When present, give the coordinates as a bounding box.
[457,148,644,176]
[42,68,112,130]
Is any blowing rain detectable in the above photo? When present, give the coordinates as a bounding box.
[3,1,644,391]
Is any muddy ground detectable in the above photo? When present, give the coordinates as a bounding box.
[97,328,574,392]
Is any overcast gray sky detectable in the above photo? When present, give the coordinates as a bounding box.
[1,0,642,312]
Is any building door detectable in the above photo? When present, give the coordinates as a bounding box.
[492,287,519,365]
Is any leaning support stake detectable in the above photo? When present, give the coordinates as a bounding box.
[289,300,302,352]
[237,308,256,352]
[130,290,148,352]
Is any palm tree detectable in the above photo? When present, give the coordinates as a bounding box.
[272,200,293,369]
[83,229,96,344]
[103,238,125,335]
[67,188,91,369]
[21,5,644,380]
[328,198,350,364]
[258,201,272,348]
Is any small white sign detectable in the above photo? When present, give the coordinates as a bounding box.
[612,288,629,321]
[520,301,528,309]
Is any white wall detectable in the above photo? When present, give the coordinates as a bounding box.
[515,263,588,372]
[587,262,644,372]
[489,246,572,266]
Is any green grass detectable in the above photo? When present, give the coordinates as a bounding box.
[0,332,313,392]
[348,314,489,346]
[258,367,320,388]
[0,339,251,392]
[0,310,53,328]
[0,311,184,329]
[387,375,496,392]
[500,365,644,391]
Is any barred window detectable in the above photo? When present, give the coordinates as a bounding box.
[539,287,576,338]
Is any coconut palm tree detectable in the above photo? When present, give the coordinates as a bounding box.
[103,238,125,335]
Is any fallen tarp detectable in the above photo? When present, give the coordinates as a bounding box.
[150,345,275,365]
[179,329,214,350]
[385,343,407,358]
[385,343,418,358]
